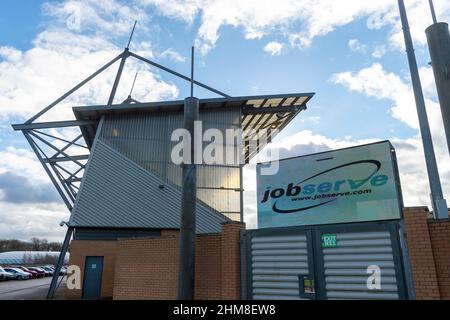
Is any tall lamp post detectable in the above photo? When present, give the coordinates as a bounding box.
[397,0,448,219]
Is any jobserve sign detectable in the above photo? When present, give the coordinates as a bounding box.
[256,141,402,228]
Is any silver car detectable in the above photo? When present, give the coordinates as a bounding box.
[3,267,31,280]
[0,266,14,281]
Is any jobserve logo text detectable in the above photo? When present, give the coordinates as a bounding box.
[260,160,389,214]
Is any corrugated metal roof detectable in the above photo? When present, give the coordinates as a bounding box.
[69,139,230,233]
[73,93,314,162]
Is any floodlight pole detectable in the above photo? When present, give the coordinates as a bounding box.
[398,0,448,219]
[425,0,450,156]
[178,47,198,300]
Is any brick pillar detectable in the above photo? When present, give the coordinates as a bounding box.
[403,207,440,299]
[220,221,245,299]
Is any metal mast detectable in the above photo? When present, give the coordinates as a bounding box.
[397,0,448,219]
[178,46,198,299]
[425,0,450,156]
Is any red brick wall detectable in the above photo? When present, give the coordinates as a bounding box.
[113,235,179,299]
[403,207,450,300]
[113,222,245,300]
[428,220,450,299]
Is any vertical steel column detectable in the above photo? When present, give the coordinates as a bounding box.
[429,0,438,24]
[426,21,450,155]
[177,97,199,300]
[47,227,73,299]
[398,0,448,219]
[239,106,244,223]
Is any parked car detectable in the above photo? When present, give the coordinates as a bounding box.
[26,267,46,278]
[3,267,31,280]
[16,266,40,279]
[40,266,54,276]
[60,266,68,275]
[0,266,14,281]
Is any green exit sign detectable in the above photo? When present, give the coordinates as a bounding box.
[322,234,337,248]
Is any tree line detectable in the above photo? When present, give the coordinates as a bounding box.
[0,237,63,253]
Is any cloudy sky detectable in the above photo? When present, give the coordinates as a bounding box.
[0,0,449,241]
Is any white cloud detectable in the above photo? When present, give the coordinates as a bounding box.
[0,202,68,242]
[159,48,187,62]
[0,1,180,123]
[42,0,149,37]
[331,63,447,151]
[264,41,284,56]
[141,0,450,55]
[332,63,419,128]
[371,44,387,58]
[138,0,200,24]
[0,147,49,184]
[348,39,366,53]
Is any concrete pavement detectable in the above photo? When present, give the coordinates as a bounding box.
[0,277,65,300]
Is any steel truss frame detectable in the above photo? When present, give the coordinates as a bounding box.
[12,47,230,299]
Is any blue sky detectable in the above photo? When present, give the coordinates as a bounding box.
[0,0,449,241]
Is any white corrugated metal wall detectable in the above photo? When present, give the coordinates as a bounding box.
[99,107,242,221]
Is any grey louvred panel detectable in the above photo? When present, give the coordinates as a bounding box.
[250,234,309,300]
[323,231,400,300]
[69,140,229,234]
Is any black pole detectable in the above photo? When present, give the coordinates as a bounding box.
[178,97,199,300]
[426,21,450,156]
[190,46,194,97]
[47,227,73,299]
[397,0,448,219]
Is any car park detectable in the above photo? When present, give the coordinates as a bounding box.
[3,267,31,280]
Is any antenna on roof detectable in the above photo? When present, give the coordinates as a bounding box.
[122,71,139,104]
[129,71,139,96]
[126,20,138,49]
[429,0,438,24]
[190,46,194,97]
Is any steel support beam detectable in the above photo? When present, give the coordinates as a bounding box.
[130,52,230,98]
[243,104,305,115]
[398,0,448,219]
[33,131,86,149]
[28,131,87,168]
[12,120,97,131]
[178,97,199,300]
[47,227,73,299]
[24,133,73,210]
[42,155,89,163]
[25,53,123,123]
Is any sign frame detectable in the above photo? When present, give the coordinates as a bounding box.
[256,140,405,228]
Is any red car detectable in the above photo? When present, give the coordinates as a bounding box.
[26,267,46,278]
[17,266,39,279]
